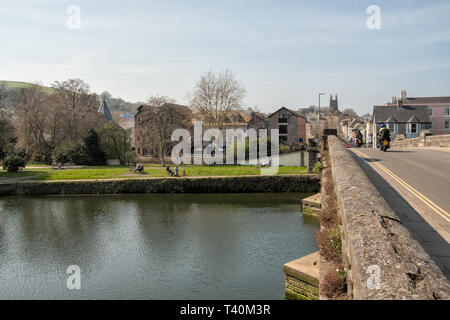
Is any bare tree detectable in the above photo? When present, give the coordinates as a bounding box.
[342,108,358,118]
[14,84,67,161]
[189,70,246,129]
[143,95,191,166]
[147,94,176,107]
[52,79,100,143]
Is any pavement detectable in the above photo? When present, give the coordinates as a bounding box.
[349,147,450,279]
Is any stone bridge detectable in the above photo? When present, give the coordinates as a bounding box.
[327,135,449,299]
[285,135,450,300]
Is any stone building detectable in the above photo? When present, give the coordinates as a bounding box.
[247,112,268,130]
[267,107,307,146]
[134,103,192,158]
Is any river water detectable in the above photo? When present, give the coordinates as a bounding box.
[0,193,318,299]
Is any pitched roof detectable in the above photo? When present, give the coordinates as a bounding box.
[385,116,397,123]
[268,107,303,118]
[98,98,113,121]
[373,105,430,123]
[249,111,268,122]
[135,103,191,116]
[403,97,450,104]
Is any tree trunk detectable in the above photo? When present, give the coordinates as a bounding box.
[160,143,166,167]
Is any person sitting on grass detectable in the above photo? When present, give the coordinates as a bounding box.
[181,169,186,177]
[175,166,179,177]
[135,164,144,174]
[166,166,170,176]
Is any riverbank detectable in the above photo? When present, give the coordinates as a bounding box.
[0,174,320,196]
[0,165,307,181]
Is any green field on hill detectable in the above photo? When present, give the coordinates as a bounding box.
[0,80,55,94]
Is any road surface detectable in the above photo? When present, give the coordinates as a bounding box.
[349,147,450,279]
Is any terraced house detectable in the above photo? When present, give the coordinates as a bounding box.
[386,91,450,135]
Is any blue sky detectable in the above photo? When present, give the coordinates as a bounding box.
[1,0,450,114]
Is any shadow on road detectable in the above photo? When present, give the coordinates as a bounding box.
[364,158,382,162]
[350,152,450,280]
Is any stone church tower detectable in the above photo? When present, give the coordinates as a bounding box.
[330,94,338,112]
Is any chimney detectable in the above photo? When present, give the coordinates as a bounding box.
[397,99,403,109]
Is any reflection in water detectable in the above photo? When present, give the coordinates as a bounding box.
[0,193,318,299]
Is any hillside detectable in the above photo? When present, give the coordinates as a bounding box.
[0,80,139,114]
[0,80,55,94]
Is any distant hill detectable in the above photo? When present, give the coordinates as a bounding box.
[0,80,55,94]
[0,80,140,114]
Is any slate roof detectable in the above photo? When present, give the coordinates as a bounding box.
[135,103,192,117]
[403,97,450,104]
[98,98,113,121]
[249,111,268,122]
[268,107,304,119]
[373,105,431,123]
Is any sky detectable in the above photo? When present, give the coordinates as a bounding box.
[1,0,450,115]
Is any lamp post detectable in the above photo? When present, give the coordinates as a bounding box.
[318,93,325,141]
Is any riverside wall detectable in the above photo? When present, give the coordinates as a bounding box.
[0,175,320,196]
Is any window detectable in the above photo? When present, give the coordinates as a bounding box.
[430,120,433,130]
[445,108,450,116]
[386,123,397,133]
[279,136,288,144]
[279,125,288,134]
[138,148,141,155]
[278,113,288,123]
[428,108,433,116]
[445,120,450,129]
[407,123,419,134]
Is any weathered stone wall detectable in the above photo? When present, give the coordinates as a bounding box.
[328,135,450,299]
[1,175,320,196]
[392,133,450,148]
[284,252,320,300]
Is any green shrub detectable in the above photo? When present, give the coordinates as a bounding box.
[83,128,106,165]
[52,144,87,165]
[313,161,322,174]
[279,144,291,154]
[2,154,27,172]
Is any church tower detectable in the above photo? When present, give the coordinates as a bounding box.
[330,94,338,112]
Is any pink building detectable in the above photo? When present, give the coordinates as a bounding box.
[386,91,450,135]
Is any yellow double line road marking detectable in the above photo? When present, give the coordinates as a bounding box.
[352,149,450,223]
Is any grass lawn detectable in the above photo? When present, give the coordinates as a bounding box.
[0,165,308,181]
